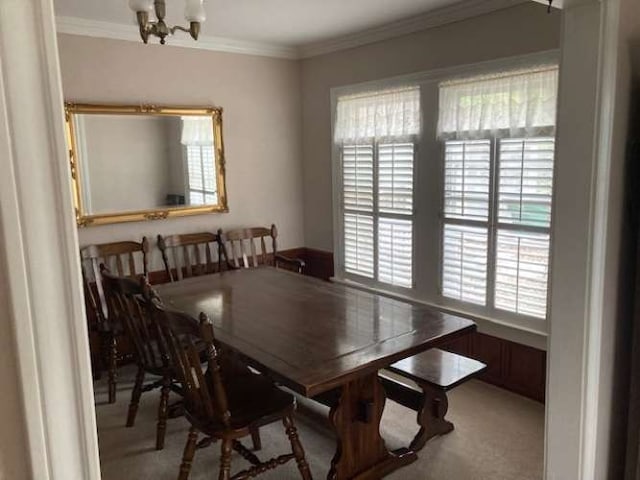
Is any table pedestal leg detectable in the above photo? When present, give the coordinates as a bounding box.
[327,373,417,480]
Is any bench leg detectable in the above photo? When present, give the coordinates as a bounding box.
[410,386,454,452]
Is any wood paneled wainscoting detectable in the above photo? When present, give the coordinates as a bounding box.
[436,332,546,403]
[297,248,546,404]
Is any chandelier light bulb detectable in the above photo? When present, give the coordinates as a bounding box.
[128,0,154,13]
[185,0,206,23]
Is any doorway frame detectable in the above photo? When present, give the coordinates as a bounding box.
[0,0,624,479]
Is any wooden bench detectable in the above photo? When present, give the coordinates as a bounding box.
[380,348,487,452]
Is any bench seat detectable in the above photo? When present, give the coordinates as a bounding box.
[381,348,486,452]
[388,348,487,391]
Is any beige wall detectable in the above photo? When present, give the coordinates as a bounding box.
[300,2,562,251]
[82,115,172,214]
[58,34,304,271]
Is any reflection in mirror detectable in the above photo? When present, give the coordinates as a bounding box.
[65,104,228,227]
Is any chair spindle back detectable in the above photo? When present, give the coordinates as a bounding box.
[158,232,229,282]
[151,303,231,428]
[101,271,165,372]
[80,238,150,319]
[219,225,278,269]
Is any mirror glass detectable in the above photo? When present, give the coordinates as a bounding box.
[65,104,228,226]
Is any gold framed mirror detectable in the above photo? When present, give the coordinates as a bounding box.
[64,103,228,227]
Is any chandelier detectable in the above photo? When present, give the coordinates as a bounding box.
[128,0,206,45]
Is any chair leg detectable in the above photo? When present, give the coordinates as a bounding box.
[178,427,199,480]
[156,375,171,450]
[410,386,454,452]
[219,438,233,480]
[107,334,118,404]
[283,415,312,480]
[250,427,262,451]
[126,367,145,427]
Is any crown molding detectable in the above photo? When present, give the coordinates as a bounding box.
[57,0,540,61]
[56,16,299,60]
[298,0,530,58]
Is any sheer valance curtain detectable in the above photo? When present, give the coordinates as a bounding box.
[334,87,421,144]
[437,66,559,140]
[181,116,213,146]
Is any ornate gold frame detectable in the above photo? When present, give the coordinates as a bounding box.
[64,102,229,227]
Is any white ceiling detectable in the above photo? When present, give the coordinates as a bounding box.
[54,0,500,47]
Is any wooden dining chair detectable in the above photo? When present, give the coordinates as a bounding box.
[218,224,305,273]
[80,238,150,403]
[150,302,313,480]
[101,270,180,450]
[158,232,232,282]
[82,264,107,379]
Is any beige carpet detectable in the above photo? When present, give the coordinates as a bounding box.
[95,365,544,480]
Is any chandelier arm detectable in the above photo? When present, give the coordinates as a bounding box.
[170,25,190,34]
[170,23,201,40]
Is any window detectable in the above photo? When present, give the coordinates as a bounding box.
[335,87,420,288]
[438,67,558,320]
[181,116,218,206]
[186,144,217,205]
[331,60,558,332]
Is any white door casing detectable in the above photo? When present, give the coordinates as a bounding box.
[0,0,100,479]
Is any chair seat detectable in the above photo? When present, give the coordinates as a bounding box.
[195,369,295,434]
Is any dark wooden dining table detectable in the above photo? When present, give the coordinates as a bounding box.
[156,267,476,480]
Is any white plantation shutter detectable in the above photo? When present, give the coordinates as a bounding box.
[376,143,414,287]
[343,145,374,278]
[341,141,415,286]
[498,138,554,227]
[186,144,217,205]
[442,225,488,305]
[495,230,550,318]
[337,87,418,288]
[187,145,203,191]
[443,140,490,220]
[441,138,491,305]
[378,143,414,214]
[343,145,374,212]
[493,137,555,319]
[378,218,412,287]
[344,213,374,277]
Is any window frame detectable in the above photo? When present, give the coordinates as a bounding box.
[330,51,559,339]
